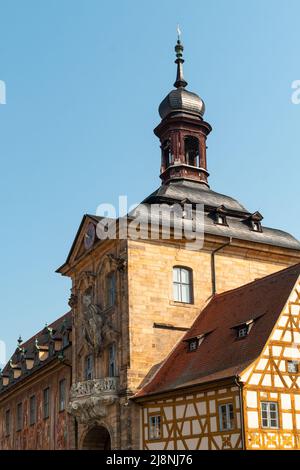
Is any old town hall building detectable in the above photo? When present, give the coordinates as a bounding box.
[1,38,300,450]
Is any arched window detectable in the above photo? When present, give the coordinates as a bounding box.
[184,136,200,167]
[106,272,116,308]
[173,266,193,303]
[108,343,117,377]
[85,354,94,380]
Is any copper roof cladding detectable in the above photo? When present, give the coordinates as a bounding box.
[135,263,300,398]
[159,88,205,120]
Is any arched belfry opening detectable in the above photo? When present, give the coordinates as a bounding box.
[184,136,200,167]
[162,139,171,170]
[82,425,111,450]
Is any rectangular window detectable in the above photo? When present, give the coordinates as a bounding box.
[149,415,161,440]
[16,403,23,431]
[5,409,10,436]
[219,403,234,431]
[261,401,279,429]
[85,355,94,380]
[287,360,299,374]
[29,395,36,425]
[43,388,50,419]
[59,379,66,412]
[173,267,193,303]
[108,344,116,377]
[107,273,116,308]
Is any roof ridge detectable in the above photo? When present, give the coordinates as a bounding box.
[18,311,71,350]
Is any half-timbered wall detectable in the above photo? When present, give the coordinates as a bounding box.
[240,279,300,449]
[141,385,242,450]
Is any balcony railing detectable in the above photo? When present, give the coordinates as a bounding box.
[70,377,119,399]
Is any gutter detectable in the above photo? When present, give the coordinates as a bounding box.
[211,237,232,295]
[58,353,78,450]
[235,376,246,450]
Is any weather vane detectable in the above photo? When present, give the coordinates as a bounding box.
[177,24,182,41]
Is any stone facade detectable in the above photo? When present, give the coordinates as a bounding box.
[0,342,73,450]
[1,37,300,450]
[57,220,300,449]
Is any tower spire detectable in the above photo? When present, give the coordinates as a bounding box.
[174,26,188,89]
[155,32,212,186]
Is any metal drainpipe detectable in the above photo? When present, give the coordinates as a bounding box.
[235,376,246,450]
[211,237,232,296]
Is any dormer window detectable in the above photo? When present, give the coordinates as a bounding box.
[232,318,257,339]
[185,333,208,352]
[246,212,263,233]
[252,221,262,232]
[217,214,227,225]
[214,206,228,226]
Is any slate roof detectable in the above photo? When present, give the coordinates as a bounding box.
[0,312,71,395]
[142,180,300,251]
[135,263,300,398]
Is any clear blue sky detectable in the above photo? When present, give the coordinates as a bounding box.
[0,0,299,364]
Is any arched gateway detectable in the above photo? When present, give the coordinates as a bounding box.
[82,426,111,450]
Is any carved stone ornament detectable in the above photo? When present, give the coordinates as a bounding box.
[107,254,127,272]
[68,396,113,424]
[68,378,118,425]
[81,288,120,354]
[82,291,104,354]
[68,293,78,309]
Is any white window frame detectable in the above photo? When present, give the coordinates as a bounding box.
[238,326,248,338]
[173,267,193,304]
[219,403,234,431]
[149,415,161,440]
[287,360,299,374]
[261,401,279,429]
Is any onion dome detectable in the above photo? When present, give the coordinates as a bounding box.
[159,36,205,120]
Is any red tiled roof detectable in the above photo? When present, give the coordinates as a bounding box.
[136,263,300,398]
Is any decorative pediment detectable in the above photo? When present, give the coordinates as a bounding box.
[56,215,100,274]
